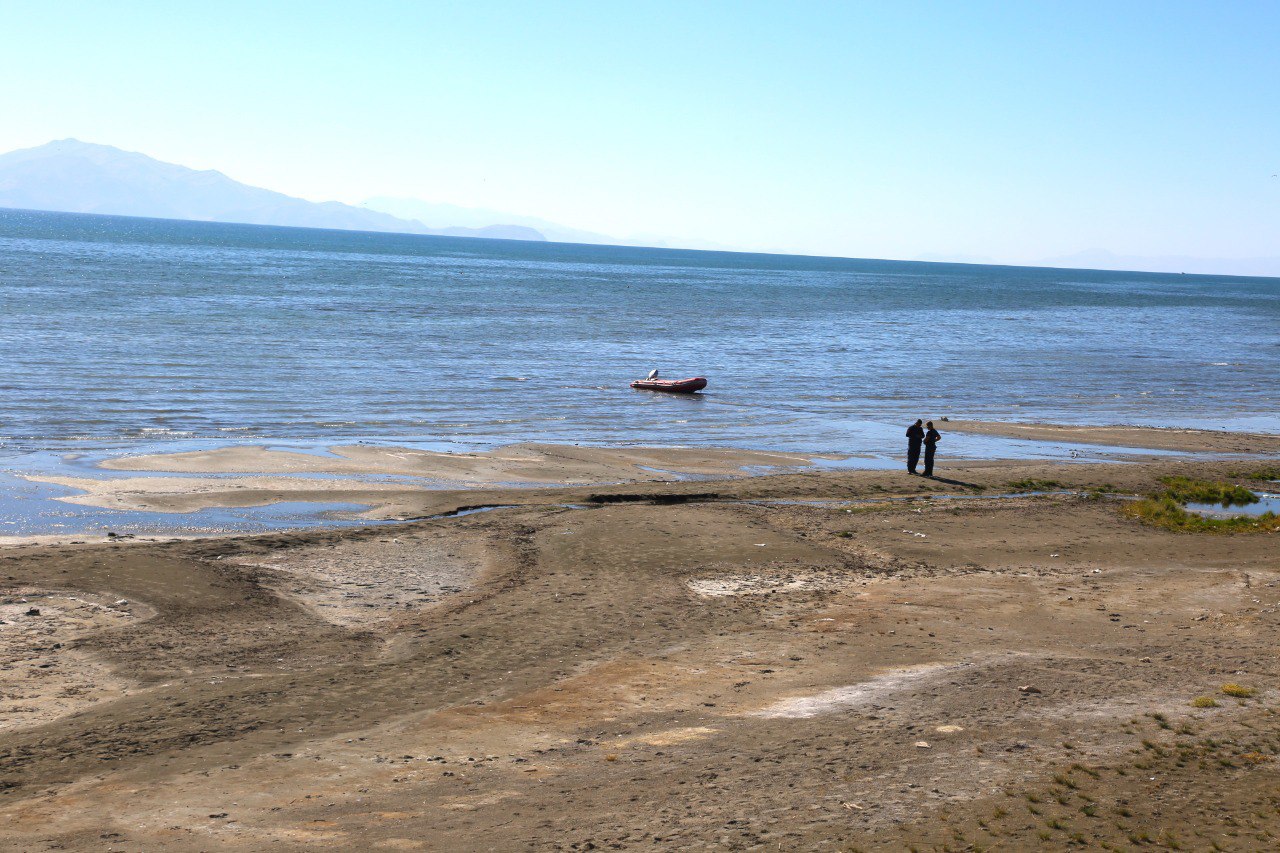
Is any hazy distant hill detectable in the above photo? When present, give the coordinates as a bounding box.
[364,196,624,246]
[0,140,545,241]
[363,196,740,252]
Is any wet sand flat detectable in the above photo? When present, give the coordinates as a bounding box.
[2,433,1279,850]
[946,419,1280,454]
[96,442,825,484]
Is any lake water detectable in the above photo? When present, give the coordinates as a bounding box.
[2,207,1278,461]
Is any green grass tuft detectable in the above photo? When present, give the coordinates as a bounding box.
[1121,494,1278,534]
[1006,478,1064,491]
[1083,483,1120,501]
[1157,476,1256,505]
[1228,466,1280,482]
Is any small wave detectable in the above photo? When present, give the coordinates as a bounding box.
[492,376,530,382]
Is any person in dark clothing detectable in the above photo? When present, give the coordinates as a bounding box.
[905,419,924,474]
[923,421,941,477]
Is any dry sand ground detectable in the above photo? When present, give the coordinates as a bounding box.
[2,426,1279,851]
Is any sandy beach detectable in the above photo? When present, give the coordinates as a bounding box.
[2,426,1279,850]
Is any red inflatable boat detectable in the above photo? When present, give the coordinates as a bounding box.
[630,376,708,394]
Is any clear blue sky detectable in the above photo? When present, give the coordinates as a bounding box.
[2,1,1278,264]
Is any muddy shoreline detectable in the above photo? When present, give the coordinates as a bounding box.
[2,431,1279,850]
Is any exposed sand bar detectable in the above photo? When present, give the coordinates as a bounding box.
[946,419,1280,454]
[26,444,830,517]
[98,442,828,483]
[27,473,415,514]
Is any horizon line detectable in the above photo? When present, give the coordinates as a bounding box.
[4,204,1278,282]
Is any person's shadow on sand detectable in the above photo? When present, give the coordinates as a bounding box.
[923,474,986,490]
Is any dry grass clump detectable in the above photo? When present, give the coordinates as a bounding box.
[1221,684,1257,698]
[1190,696,1219,708]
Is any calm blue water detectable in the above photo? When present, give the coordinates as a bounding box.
[2,208,1278,458]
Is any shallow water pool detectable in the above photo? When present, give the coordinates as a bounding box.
[1186,491,1280,519]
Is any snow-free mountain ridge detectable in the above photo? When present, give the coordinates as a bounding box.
[0,140,545,241]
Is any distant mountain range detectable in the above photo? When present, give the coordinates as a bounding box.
[358,196,738,252]
[361,197,621,246]
[0,139,741,251]
[0,139,546,241]
[4,140,1274,274]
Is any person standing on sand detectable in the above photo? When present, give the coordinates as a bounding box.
[923,421,941,477]
[906,419,925,474]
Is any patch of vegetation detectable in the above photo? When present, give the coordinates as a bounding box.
[1157,476,1257,506]
[1229,466,1280,482]
[1221,683,1257,698]
[1006,478,1064,491]
[1121,494,1279,534]
[1082,483,1121,501]
[1191,695,1219,708]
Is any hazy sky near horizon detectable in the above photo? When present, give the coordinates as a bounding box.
[2,1,1278,262]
